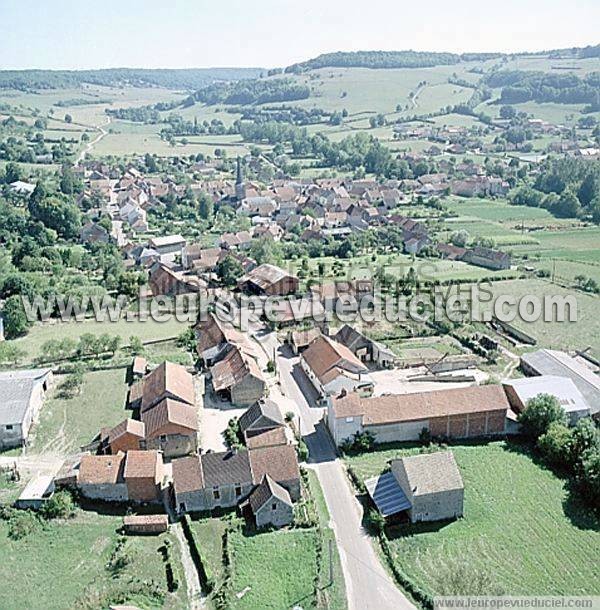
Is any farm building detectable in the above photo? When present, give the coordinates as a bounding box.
[503,376,591,425]
[327,384,510,446]
[333,324,396,368]
[123,514,169,535]
[237,263,299,296]
[99,418,145,454]
[210,345,265,407]
[76,450,165,504]
[0,369,52,449]
[288,327,321,354]
[15,475,55,510]
[366,451,464,523]
[520,350,600,417]
[147,234,186,263]
[140,361,196,413]
[301,335,373,399]
[148,262,207,296]
[140,397,198,458]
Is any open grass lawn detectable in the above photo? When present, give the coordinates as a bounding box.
[188,516,228,586]
[229,529,319,610]
[11,315,187,363]
[483,279,600,357]
[346,441,600,596]
[29,367,129,454]
[0,511,187,610]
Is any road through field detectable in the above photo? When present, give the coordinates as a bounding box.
[76,115,111,163]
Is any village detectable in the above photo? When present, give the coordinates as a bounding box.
[1,144,599,609]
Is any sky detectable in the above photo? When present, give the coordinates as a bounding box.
[0,0,599,70]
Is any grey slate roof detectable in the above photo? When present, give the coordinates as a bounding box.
[247,474,292,513]
[238,399,284,433]
[200,450,252,487]
[395,451,464,497]
[0,369,51,426]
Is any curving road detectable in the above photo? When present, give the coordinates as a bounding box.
[76,115,111,164]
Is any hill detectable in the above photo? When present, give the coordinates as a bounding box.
[0,67,264,91]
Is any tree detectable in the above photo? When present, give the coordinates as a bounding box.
[4,162,21,184]
[41,490,75,519]
[554,188,582,218]
[499,105,517,120]
[581,449,600,506]
[577,173,598,207]
[537,422,573,467]
[28,196,81,239]
[128,335,144,355]
[2,295,31,338]
[450,229,469,247]
[518,394,567,439]
[64,114,72,123]
[0,342,26,365]
[216,255,244,287]
[198,193,214,220]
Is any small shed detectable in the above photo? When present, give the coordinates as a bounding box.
[15,475,55,510]
[123,514,169,534]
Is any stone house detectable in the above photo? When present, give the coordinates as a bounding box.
[391,451,464,522]
[141,398,198,458]
[244,474,294,528]
[300,335,373,399]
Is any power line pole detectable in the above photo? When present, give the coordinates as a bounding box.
[328,539,334,586]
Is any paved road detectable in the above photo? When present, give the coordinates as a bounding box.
[274,341,414,610]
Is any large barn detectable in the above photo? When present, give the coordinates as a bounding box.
[327,384,510,446]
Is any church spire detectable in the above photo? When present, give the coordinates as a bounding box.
[235,156,245,201]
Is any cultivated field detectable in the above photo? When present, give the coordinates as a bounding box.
[346,441,600,597]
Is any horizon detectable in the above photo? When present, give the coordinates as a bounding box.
[1,0,599,70]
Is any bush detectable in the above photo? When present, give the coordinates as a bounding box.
[365,507,386,535]
[41,490,75,520]
[419,427,432,445]
[537,422,573,468]
[7,511,39,540]
[297,440,309,462]
[518,394,567,439]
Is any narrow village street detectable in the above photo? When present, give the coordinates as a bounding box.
[252,328,415,610]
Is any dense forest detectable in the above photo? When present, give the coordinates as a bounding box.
[187,78,310,105]
[487,70,600,109]
[0,67,263,91]
[285,50,464,72]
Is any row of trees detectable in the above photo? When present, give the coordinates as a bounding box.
[519,394,600,507]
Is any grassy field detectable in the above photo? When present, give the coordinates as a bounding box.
[346,441,600,597]
[28,367,130,454]
[10,316,188,363]
[229,528,320,610]
[483,278,600,356]
[188,471,346,610]
[0,510,187,609]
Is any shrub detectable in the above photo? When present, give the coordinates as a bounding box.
[365,508,386,535]
[537,422,574,468]
[419,427,432,445]
[297,440,309,462]
[41,490,75,520]
[8,511,39,540]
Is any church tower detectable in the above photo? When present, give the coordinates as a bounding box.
[235,156,246,201]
